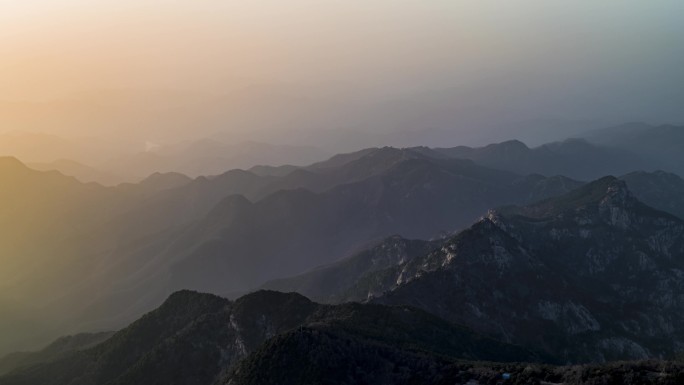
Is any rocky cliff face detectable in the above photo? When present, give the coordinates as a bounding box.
[351,177,684,362]
[260,236,439,302]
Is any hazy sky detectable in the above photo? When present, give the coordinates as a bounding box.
[1,0,683,149]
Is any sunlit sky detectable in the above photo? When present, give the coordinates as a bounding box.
[0,0,550,99]
[1,0,683,148]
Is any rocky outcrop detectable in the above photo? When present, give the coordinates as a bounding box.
[348,177,684,362]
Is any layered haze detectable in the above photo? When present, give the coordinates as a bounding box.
[3,0,684,374]
[2,1,683,163]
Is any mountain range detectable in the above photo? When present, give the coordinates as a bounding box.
[261,171,684,301]
[0,131,331,185]
[2,124,684,366]
[0,146,590,355]
[266,177,684,362]
[10,122,684,185]
[2,290,683,385]
[0,290,545,385]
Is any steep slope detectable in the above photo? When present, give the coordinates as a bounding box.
[0,148,579,356]
[257,173,582,304]
[340,177,684,362]
[158,156,582,296]
[260,236,439,302]
[0,291,543,385]
[47,151,549,339]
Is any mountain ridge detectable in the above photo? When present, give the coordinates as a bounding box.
[256,177,684,362]
[0,290,545,385]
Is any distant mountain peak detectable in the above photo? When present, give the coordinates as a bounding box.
[490,175,683,236]
[353,176,684,362]
[483,139,530,153]
[483,209,507,229]
[501,176,631,217]
[162,289,224,306]
[500,139,529,148]
[624,169,679,180]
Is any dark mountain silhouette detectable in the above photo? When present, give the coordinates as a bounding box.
[229,356,684,385]
[0,291,543,385]
[326,178,684,362]
[261,171,684,309]
[4,291,684,385]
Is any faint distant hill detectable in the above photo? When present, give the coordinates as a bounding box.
[583,123,684,176]
[0,131,331,183]
[247,164,299,177]
[100,140,331,179]
[435,138,647,180]
[0,132,97,164]
[27,159,125,186]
